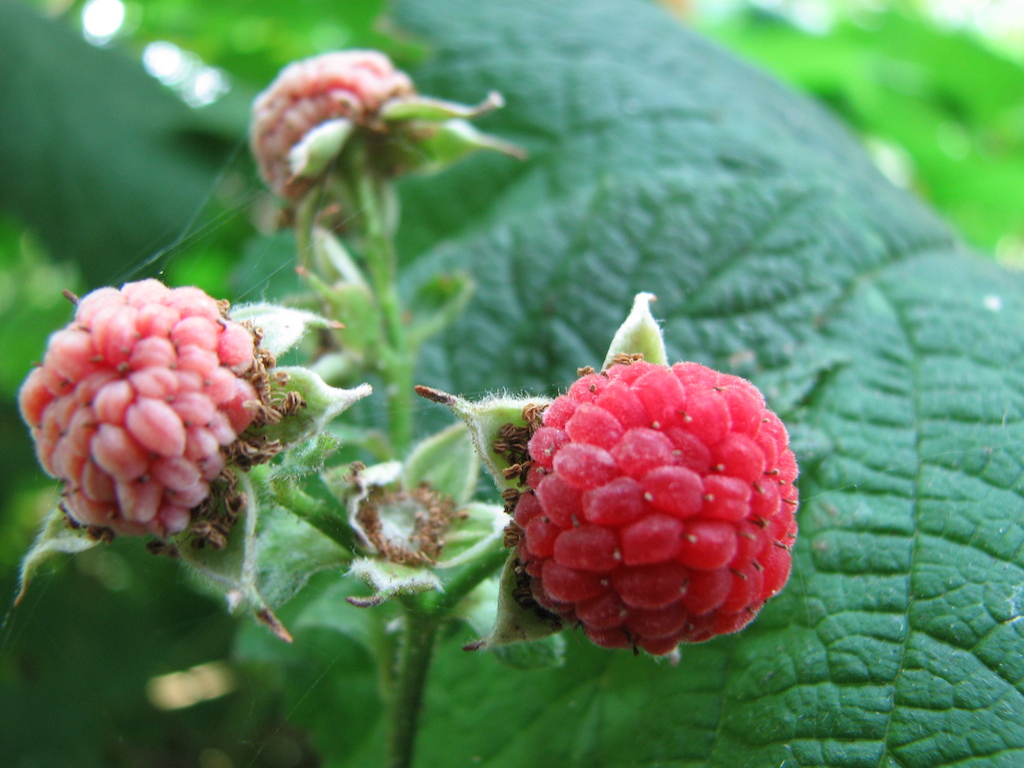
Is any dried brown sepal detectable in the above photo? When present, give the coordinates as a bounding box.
[256,607,294,643]
[521,402,546,428]
[493,415,537,480]
[502,520,524,549]
[62,505,81,529]
[493,401,548,514]
[146,539,180,558]
[609,352,645,367]
[85,525,115,543]
[189,520,229,550]
[274,390,307,417]
[413,384,457,405]
[346,594,386,608]
[188,472,249,550]
[500,487,521,516]
[510,558,560,623]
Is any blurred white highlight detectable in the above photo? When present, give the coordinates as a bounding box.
[82,0,125,45]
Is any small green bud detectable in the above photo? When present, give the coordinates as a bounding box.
[601,292,667,369]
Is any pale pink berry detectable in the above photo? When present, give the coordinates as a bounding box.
[18,280,261,538]
[250,50,416,200]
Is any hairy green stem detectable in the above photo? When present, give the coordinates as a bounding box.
[294,191,319,269]
[270,481,357,554]
[352,164,415,456]
[387,606,439,768]
[384,546,508,767]
[294,148,498,768]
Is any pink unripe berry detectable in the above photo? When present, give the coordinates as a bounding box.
[250,50,415,200]
[515,361,799,655]
[18,280,262,538]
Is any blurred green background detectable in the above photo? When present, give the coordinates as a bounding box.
[0,0,1021,765]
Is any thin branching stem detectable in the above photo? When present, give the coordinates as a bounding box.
[352,160,415,456]
[386,605,439,768]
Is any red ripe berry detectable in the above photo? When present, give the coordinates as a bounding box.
[18,280,263,538]
[514,361,798,655]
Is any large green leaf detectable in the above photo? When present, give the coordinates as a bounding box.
[5,0,1023,765]
[0,1,228,286]
[244,0,1024,766]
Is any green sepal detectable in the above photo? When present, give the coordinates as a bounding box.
[305,351,364,388]
[15,505,100,605]
[264,432,342,482]
[379,90,504,122]
[489,633,567,670]
[411,118,527,172]
[435,502,506,570]
[253,500,352,608]
[461,551,563,652]
[256,501,352,610]
[175,472,292,642]
[322,454,504,604]
[414,387,552,491]
[402,422,479,506]
[256,366,372,448]
[229,302,341,357]
[287,117,354,181]
[601,292,667,369]
[347,557,443,606]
